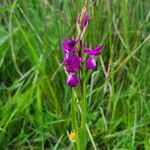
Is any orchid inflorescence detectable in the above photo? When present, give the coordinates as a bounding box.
[62,7,103,87]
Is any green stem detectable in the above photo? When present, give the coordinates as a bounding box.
[71,89,78,150]
[81,79,87,128]
[78,66,87,150]
[71,89,77,131]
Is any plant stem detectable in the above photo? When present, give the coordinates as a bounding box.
[71,88,78,150]
[79,46,87,149]
[81,78,86,128]
[71,88,77,131]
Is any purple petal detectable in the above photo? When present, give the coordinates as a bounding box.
[90,45,103,56]
[86,57,96,70]
[83,14,90,27]
[84,45,103,56]
[67,73,79,87]
[64,54,72,65]
[65,54,82,73]
[84,45,92,54]
[62,38,78,54]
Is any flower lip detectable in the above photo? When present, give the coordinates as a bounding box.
[86,57,96,70]
[63,38,78,54]
[84,45,103,56]
[67,73,79,87]
[64,54,82,73]
[63,53,72,65]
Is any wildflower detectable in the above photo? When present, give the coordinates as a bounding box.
[67,73,79,87]
[84,45,103,70]
[62,7,103,87]
[63,38,78,54]
[68,131,77,143]
[64,54,82,73]
[84,45,103,56]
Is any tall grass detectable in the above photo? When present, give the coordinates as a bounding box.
[0,0,150,149]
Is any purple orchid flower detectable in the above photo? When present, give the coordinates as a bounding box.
[64,54,82,73]
[63,38,78,54]
[67,73,79,87]
[84,45,103,56]
[84,45,103,70]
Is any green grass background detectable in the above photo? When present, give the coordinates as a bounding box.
[0,0,150,149]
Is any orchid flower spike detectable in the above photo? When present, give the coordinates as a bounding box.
[62,7,104,87]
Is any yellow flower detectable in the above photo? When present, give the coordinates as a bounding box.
[68,131,76,143]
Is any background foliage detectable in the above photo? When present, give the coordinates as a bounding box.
[0,0,150,149]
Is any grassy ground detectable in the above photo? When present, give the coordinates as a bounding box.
[0,0,150,149]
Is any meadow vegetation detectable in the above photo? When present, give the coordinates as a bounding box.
[0,0,150,149]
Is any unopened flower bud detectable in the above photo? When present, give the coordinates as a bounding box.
[81,7,87,19]
[76,7,90,32]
